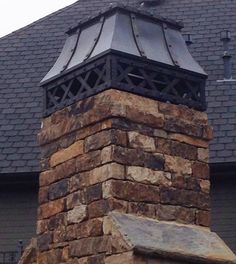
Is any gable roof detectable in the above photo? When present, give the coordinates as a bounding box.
[0,0,235,173]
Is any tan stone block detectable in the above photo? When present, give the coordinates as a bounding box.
[50,140,83,167]
[198,148,209,163]
[169,133,209,148]
[153,129,168,138]
[127,166,171,187]
[40,170,55,187]
[103,216,113,235]
[39,198,65,219]
[80,163,125,187]
[128,131,155,152]
[67,205,87,224]
[165,155,192,175]
[200,180,210,194]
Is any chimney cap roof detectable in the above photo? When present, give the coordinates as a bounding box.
[41,4,207,116]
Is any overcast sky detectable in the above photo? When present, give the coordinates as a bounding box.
[0,0,77,38]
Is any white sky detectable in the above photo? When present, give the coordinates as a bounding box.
[0,0,77,38]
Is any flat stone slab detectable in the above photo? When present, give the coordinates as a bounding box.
[110,212,236,264]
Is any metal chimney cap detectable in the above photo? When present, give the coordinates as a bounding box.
[66,3,183,35]
[41,4,207,116]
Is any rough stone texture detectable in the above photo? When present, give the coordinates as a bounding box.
[32,90,223,264]
[109,212,236,264]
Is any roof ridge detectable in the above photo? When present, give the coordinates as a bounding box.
[0,0,80,41]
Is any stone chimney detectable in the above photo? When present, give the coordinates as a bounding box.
[33,4,236,264]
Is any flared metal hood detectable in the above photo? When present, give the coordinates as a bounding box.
[41,4,207,116]
[42,5,206,84]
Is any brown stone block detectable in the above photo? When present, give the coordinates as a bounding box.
[76,218,103,239]
[53,158,77,182]
[128,131,155,152]
[41,141,59,159]
[107,197,128,213]
[84,129,127,153]
[164,116,202,138]
[38,198,66,219]
[171,175,200,192]
[37,249,62,264]
[160,187,199,208]
[126,105,164,129]
[128,202,156,219]
[53,226,67,243]
[192,161,209,180]
[127,166,171,187]
[196,210,211,227]
[49,179,69,201]
[159,101,208,125]
[86,183,102,204]
[170,141,197,160]
[37,232,52,252]
[165,155,192,176]
[156,204,195,224]
[68,173,81,193]
[198,192,210,210]
[38,186,49,204]
[103,180,160,203]
[88,200,110,218]
[76,150,101,172]
[79,163,125,187]
[155,138,171,155]
[48,213,67,231]
[169,133,209,148]
[37,219,49,235]
[111,145,165,170]
[69,236,111,258]
[76,119,113,141]
[202,125,214,140]
[50,140,84,167]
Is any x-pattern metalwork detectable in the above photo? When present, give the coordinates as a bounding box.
[43,53,206,116]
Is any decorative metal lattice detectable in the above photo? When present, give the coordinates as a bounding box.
[43,52,206,116]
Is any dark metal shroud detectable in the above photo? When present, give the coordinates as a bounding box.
[41,4,207,116]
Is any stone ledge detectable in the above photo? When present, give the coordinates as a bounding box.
[109,212,236,264]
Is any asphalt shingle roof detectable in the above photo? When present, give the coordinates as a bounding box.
[0,0,235,173]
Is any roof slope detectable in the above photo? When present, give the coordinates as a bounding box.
[0,0,235,173]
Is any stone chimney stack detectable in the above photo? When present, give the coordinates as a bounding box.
[32,4,236,264]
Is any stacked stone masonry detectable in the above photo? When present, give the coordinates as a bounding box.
[36,89,213,263]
